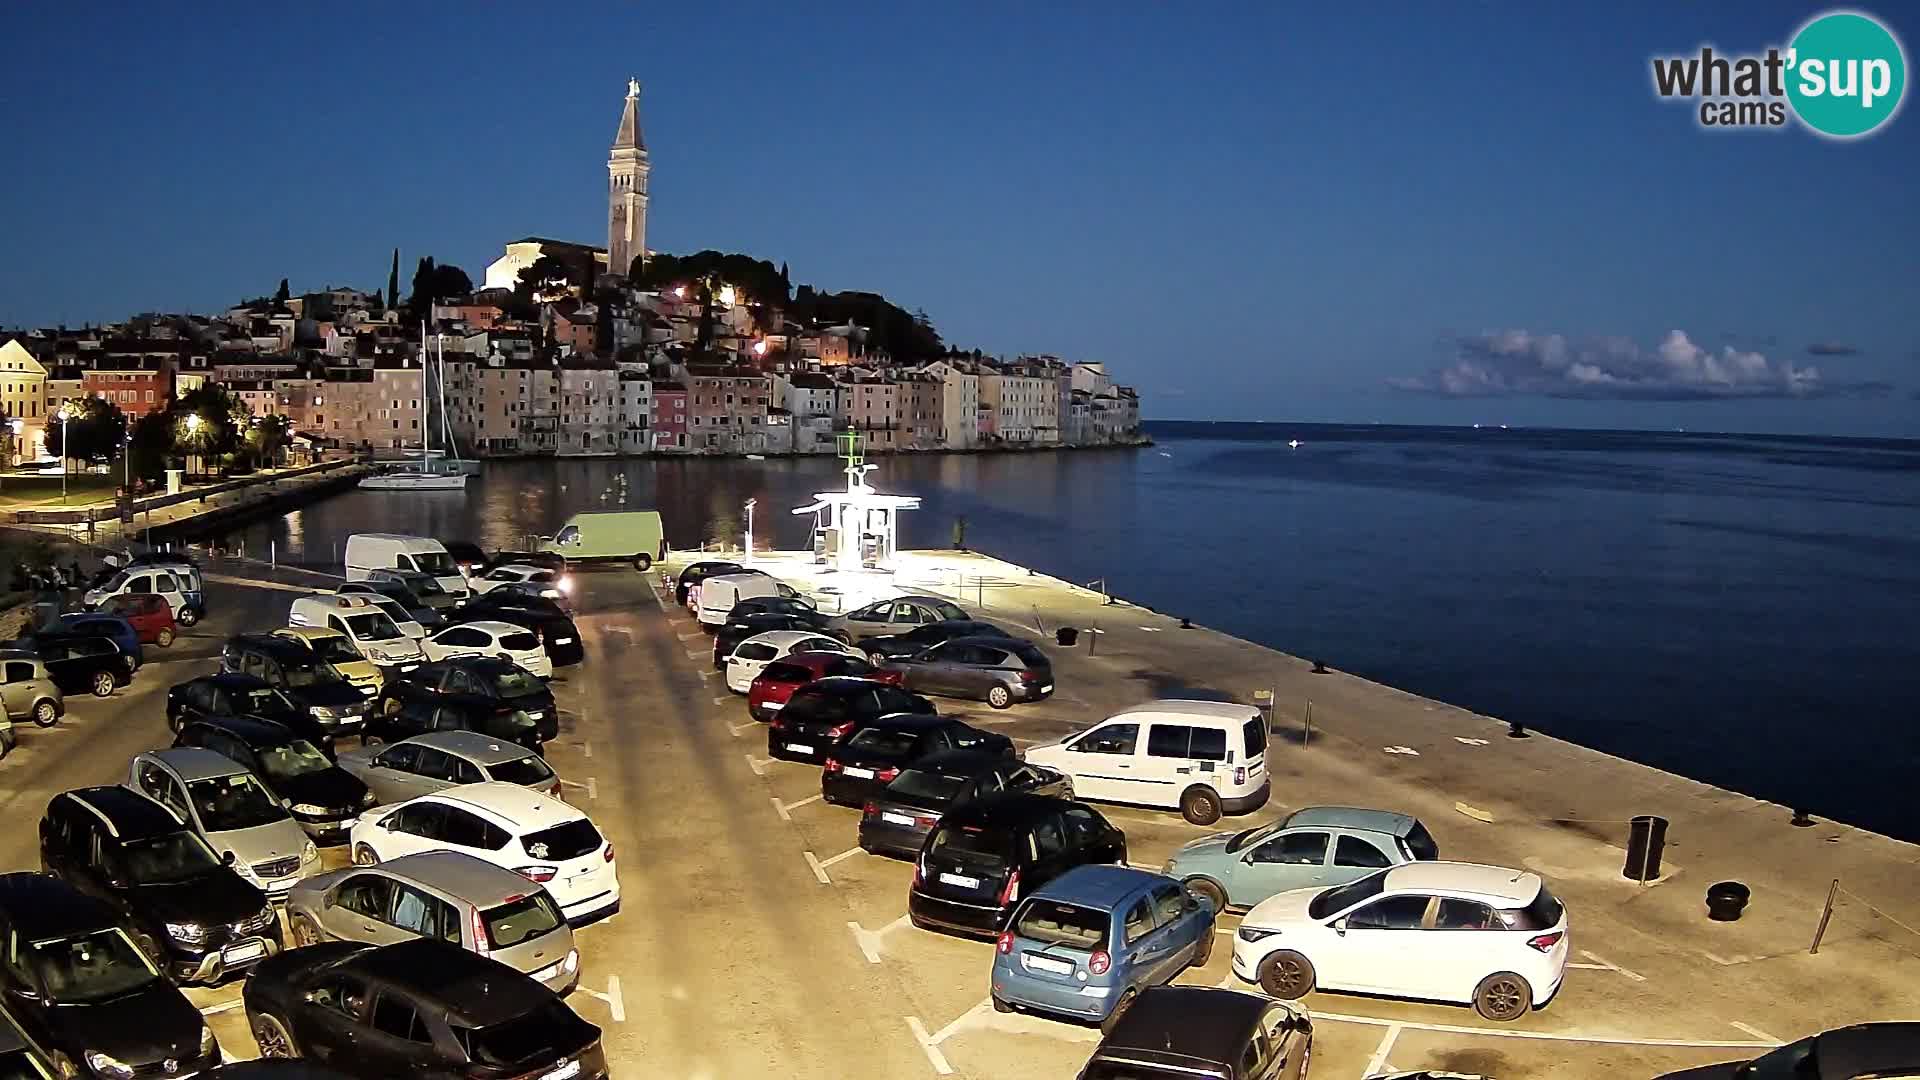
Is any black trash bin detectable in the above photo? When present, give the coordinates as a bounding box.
[1706,881,1751,921]
[1056,627,1079,647]
[1623,815,1669,881]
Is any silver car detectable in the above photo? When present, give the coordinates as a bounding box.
[285,850,579,993]
[125,748,319,900]
[334,729,563,804]
[824,595,971,643]
[0,652,64,730]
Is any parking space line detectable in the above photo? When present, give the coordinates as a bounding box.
[678,631,702,641]
[1308,1010,1777,1048]
[1731,1021,1780,1043]
[745,753,767,776]
[1363,1022,1403,1077]
[1578,948,1646,982]
[699,669,718,680]
[575,976,626,1023]
[803,850,832,884]
[684,650,706,661]
[198,999,244,1016]
[581,740,593,759]
[775,794,824,820]
[848,921,883,964]
[712,695,732,706]
[817,846,863,870]
[905,1016,953,1075]
[729,720,760,737]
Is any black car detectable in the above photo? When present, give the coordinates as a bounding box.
[199,1064,359,1079]
[221,636,374,739]
[0,872,221,1079]
[765,676,936,765]
[857,619,1015,662]
[821,716,1016,807]
[31,635,133,699]
[482,550,567,576]
[169,673,343,757]
[907,793,1128,938]
[674,560,744,605]
[440,540,491,577]
[711,611,821,669]
[173,716,374,845]
[241,938,608,1079]
[858,751,1071,858]
[1078,986,1312,1080]
[1653,1022,1920,1079]
[367,657,557,751]
[451,595,583,668]
[39,787,280,986]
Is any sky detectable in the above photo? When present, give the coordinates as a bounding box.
[2,3,1916,436]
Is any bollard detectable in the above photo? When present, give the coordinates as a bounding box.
[270,540,276,570]
[1508,720,1529,739]
[1623,815,1668,882]
[1311,660,1329,674]
[1791,809,1815,828]
[1179,616,1192,629]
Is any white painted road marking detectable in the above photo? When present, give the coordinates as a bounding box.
[678,631,702,641]
[818,846,863,870]
[1578,949,1646,982]
[905,1015,952,1075]
[1308,1010,1776,1048]
[698,669,718,680]
[1364,1022,1403,1077]
[803,850,831,884]
[1731,1021,1781,1043]
[581,740,593,759]
[1454,736,1490,746]
[728,720,759,737]
[712,695,732,706]
[773,794,823,820]
[684,650,706,661]
[846,916,913,965]
[744,753,768,777]
[575,976,625,1023]
[198,999,244,1016]
[1383,745,1421,756]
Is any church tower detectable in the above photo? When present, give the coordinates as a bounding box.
[608,79,650,280]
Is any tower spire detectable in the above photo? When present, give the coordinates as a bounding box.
[607,78,651,279]
[612,79,644,151]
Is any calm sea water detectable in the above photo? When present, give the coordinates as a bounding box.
[224,423,1920,839]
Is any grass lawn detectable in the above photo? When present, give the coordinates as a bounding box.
[0,471,124,508]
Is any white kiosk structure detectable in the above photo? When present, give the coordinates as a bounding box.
[792,432,921,573]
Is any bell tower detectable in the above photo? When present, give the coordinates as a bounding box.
[608,78,650,280]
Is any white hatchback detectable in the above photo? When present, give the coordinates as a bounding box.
[348,782,620,924]
[1231,861,1569,1022]
[421,620,553,679]
[725,630,860,693]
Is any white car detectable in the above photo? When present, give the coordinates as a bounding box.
[421,620,553,678]
[1231,862,1569,1022]
[725,630,859,693]
[332,589,426,640]
[473,563,570,597]
[348,782,620,924]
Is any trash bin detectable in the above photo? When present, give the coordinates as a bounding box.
[1706,881,1751,921]
[1056,627,1079,647]
[1623,815,1669,881]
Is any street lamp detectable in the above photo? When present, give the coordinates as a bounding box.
[744,498,756,562]
[2,417,21,496]
[56,404,76,503]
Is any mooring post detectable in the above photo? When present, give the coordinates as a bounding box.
[1810,878,1839,954]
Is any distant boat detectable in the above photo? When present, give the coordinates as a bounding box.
[359,464,468,491]
[746,454,766,461]
[359,326,471,493]
[1158,451,1172,458]
[1288,439,1301,449]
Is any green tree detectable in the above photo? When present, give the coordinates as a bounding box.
[45,399,128,465]
[274,278,290,305]
[387,249,400,310]
[172,383,249,469]
[243,413,292,468]
[127,410,175,482]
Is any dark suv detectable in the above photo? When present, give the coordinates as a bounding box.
[1077,986,1312,1080]
[168,673,341,756]
[908,793,1128,938]
[242,938,607,1079]
[765,676,936,765]
[221,636,373,740]
[367,657,557,752]
[31,635,133,699]
[174,716,374,844]
[0,873,221,1079]
[39,787,280,986]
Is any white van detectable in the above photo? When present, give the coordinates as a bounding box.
[288,595,425,670]
[695,573,784,628]
[1023,699,1271,826]
[83,562,203,626]
[344,534,470,598]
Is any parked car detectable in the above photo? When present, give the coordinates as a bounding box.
[199,1064,358,1078]
[992,865,1217,1029]
[222,635,376,740]
[747,651,903,721]
[857,619,1015,662]
[241,938,606,1077]
[0,653,63,729]
[0,873,221,1079]
[481,551,568,577]
[286,851,580,994]
[420,621,552,679]
[368,658,557,751]
[537,510,664,571]
[39,786,281,985]
[332,586,429,638]
[765,676,937,765]
[439,540,491,577]
[100,593,178,648]
[674,560,744,605]
[825,595,972,643]
[50,613,143,670]
[885,636,1054,709]
[1025,699,1272,825]
[272,626,382,698]
[1653,1023,1920,1079]
[348,782,619,925]
[0,1012,54,1080]
[83,560,205,626]
[908,794,1129,938]
[173,716,376,844]
[1076,986,1312,1080]
[28,635,132,698]
[822,715,1015,807]
[288,595,426,671]
[450,595,584,668]
[336,730,562,804]
[169,672,344,755]
[725,630,859,693]
[1232,862,1570,1021]
[364,568,462,613]
[1168,806,1441,913]
[694,573,788,627]
[858,751,1070,858]
[725,594,831,630]
[126,748,319,900]
[471,563,569,600]
[343,534,469,598]
[712,609,832,668]
[483,579,573,615]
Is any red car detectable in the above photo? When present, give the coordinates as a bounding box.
[748,650,904,722]
[103,593,178,647]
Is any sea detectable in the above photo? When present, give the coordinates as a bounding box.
[222,422,1920,841]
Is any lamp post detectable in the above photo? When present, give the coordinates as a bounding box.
[57,404,76,503]
[3,417,21,495]
[744,498,756,562]
[184,412,203,478]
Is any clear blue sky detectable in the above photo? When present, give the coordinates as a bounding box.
[3,3,1915,435]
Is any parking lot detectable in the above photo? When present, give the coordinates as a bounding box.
[2,557,1916,1077]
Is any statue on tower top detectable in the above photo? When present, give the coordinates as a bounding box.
[627,77,641,99]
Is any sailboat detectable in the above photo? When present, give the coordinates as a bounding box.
[359,327,472,491]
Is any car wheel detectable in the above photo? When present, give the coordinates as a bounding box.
[91,671,115,698]
[1474,972,1533,1022]
[632,553,652,572]
[360,732,383,747]
[32,700,59,728]
[1179,786,1223,826]
[252,1012,298,1058]
[867,650,888,665]
[987,685,1012,709]
[1184,876,1228,916]
[156,627,176,648]
[352,843,380,866]
[1191,924,1216,967]
[1258,950,1316,999]
[176,606,200,627]
[0,728,14,758]
[1100,988,1139,1035]
[991,994,1013,1014]
[131,930,164,967]
[289,914,323,947]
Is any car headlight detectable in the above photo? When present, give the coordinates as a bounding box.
[1238,926,1282,944]
[165,921,206,944]
[360,790,378,807]
[311,705,338,720]
[289,802,326,816]
[200,1025,218,1056]
[302,840,319,863]
[85,1051,133,1079]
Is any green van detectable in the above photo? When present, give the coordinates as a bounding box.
[540,510,668,571]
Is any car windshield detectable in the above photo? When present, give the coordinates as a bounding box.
[928,826,1010,869]
[889,769,968,803]
[452,1002,590,1069]
[493,669,543,698]
[1081,1063,1199,1080]
[846,728,919,757]
[1228,819,1286,853]
[26,928,159,1004]
[257,740,334,781]
[310,637,363,666]
[242,687,298,717]
[407,575,447,597]
[99,571,132,592]
[1308,869,1389,920]
[481,892,564,950]
[189,774,288,831]
[929,600,968,621]
[488,755,555,786]
[1014,900,1109,950]
[412,551,457,576]
[522,819,601,861]
[344,611,403,641]
[117,831,222,885]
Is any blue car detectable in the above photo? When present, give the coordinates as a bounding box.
[55,612,144,670]
[990,865,1216,1031]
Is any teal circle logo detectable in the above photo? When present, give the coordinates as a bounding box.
[1786,11,1907,138]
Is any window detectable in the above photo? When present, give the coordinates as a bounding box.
[1146,723,1196,759]
[3,660,33,683]
[390,885,460,943]
[374,744,423,774]
[1335,835,1394,869]
[1031,817,1067,858]
[1347,894,1431,930]
[1435,898,1498,930]
[1253,831,1328,865]
[437,627,487,648]
[1121,898,1154,945]
[1151,883,1190,927]
[335,874,394,920]
[370,994,429,1043]
[440,807,509,851]
[1074,723,1137,755]
[389,802,449,838]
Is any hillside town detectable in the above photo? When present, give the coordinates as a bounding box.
[0,82,1142,465]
